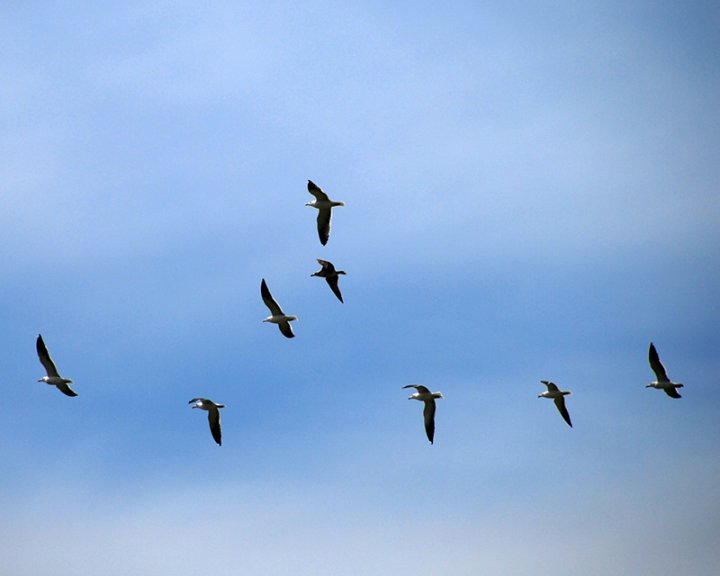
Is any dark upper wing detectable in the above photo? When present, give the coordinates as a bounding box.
[649,343,669,382]
[316,259,335,272]
[541,380,559,393]
[208,407,222,446]
[316,208,332,246]
[307,180,330,202]
[325,276,344,303]
[56,382,78,397]
[261,279,284,316]
[36,334,60,378]
[278,321,295,339]
[402,384,431,394]
[664,387,682,399]
[423,400,436,444]
[554,396,572,427]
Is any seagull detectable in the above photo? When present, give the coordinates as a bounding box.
[189,398,224,446]
[36,334,77,397]
[306,180,344,246]
[311,259,346,303]
[647,342,683,398]
[261,278,297,338]
[403,384,443,444]
[538,381,572,427]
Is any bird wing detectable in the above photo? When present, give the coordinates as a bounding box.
[325,276,344,303]
[189,398,204,405]
[553,396,572,427]
[402,384,431,394]
[316,208,332,246]
[541,380,559,393]
[261,279,284,316]
[316,259,335,272]
[423,400,436,444]
[56,382,78,397]
[36,334,60,378]
[664,387,682,399]
[649,343,669,382]
[278,321,295,339]
[208,406,222,446]
[307,180,330,202]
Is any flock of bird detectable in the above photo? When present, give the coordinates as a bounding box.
[33,180,686,446]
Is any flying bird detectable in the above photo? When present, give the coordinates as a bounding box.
[647,342,683,398]
[189,398,224,446]
[261,278,297,338]
[538,381,572,427]
[311,259,346,303]
[403,384,443,444]
[306,180,345,246]
[36,334,77,397]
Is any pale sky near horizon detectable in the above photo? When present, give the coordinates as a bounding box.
[2,2,720,575]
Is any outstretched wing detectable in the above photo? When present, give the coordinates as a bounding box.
[36,334,60,378]
[664,387,682,399]
[402,384,431,394]
[541,380,560,393]
[56,382,78,397]
[278,321,295,339]
[208,407,222,446]
[261,279,284,316]
[649,343,669,382]
[325,276,344,303]
[316,259,335,272]
[307,180,330,202]
[316,208,332,246]
[553,396,572,427]
[423,400,437,444]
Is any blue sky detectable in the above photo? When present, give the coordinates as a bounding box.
[2,1,720,574]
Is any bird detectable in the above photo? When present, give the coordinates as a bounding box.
[36,334,77,397]
[647,342,683,398]
[306,180,345,246]
[403,384,443,444]
[311,259,346,303]
[538,381,572,427]
[261,278,297,338]
[189,398,224,446]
